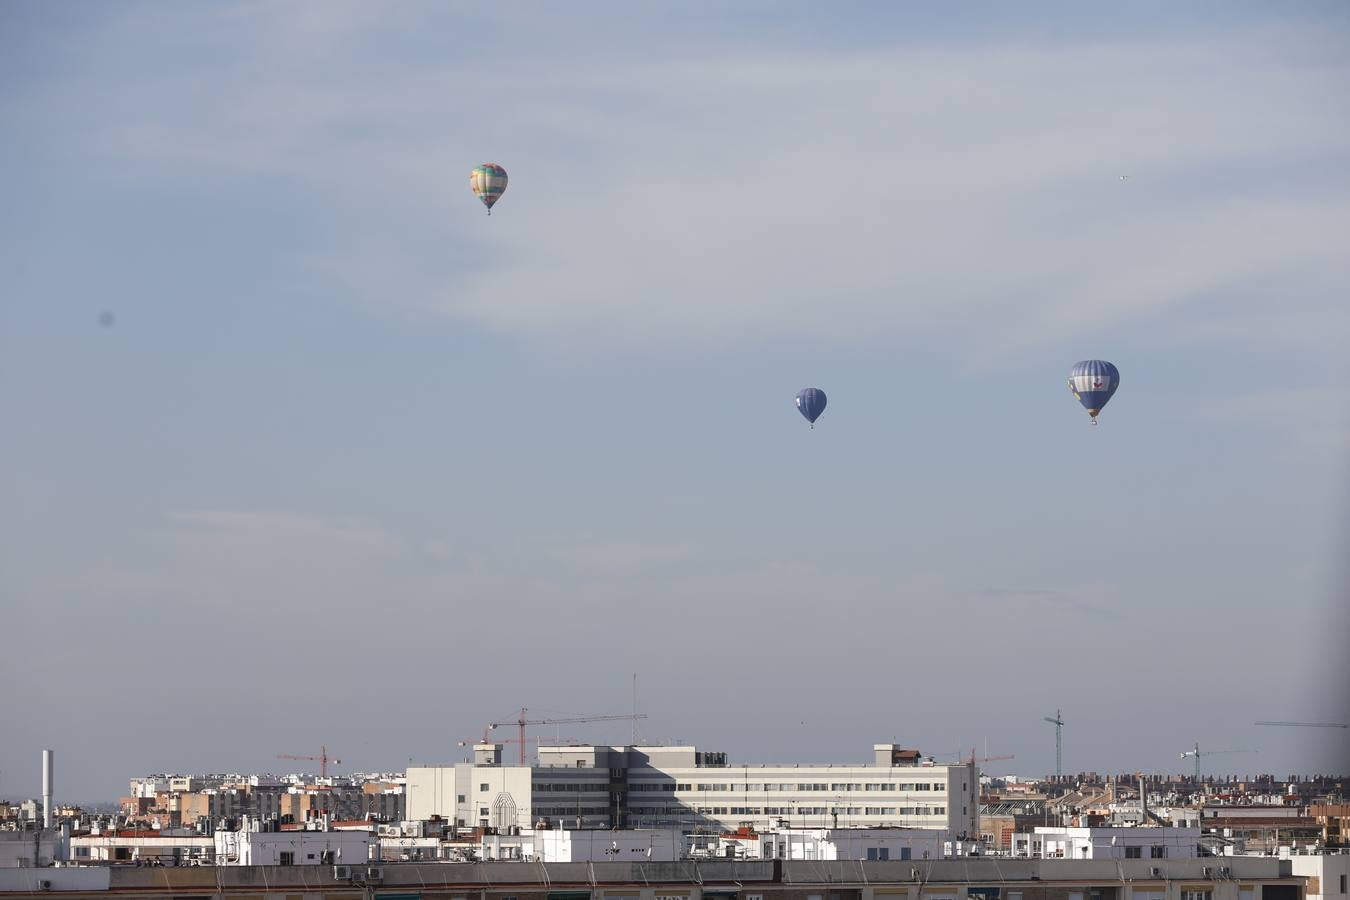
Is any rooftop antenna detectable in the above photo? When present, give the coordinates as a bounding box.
[633,673,638,746]
[1043,709,1064,778]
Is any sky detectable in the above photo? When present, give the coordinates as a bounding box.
[2,1,1349,803]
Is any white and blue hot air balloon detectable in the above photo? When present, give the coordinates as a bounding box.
[1067,360,1120,424]
[796,388,827,429]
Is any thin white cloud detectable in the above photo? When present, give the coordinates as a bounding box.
[1201,387,1350,460]
[982,588,1125,622]
[172,510,398,552]
[84,11,1350,364]
[545,538,698,571]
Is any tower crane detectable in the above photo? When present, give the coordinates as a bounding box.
[1179,742,1255,780]
[489,708,648,765]
[1044,709,1064,778]
[940,749,1015,766]
[277,745,340,779]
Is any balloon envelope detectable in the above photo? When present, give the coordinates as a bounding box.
[1067,360,1120,418]
[796,388,827,425]
[471,163,508,212]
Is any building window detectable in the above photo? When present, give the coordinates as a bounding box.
[1183,893,1212,900]
[1340,875,1346,894]
[279,851,294,866]
[458,794,466,802]
[481,784,490,792]
[1150,846,1166,859]
[1125,846,1142,859]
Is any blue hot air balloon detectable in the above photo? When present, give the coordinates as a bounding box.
[1067,360,1120,424]
[796,388,827,429]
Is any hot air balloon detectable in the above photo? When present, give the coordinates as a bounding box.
[796,388,827,429]
[470,163,508,214]
[1067,360,1119,424]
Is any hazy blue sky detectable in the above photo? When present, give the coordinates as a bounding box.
[3,2,1349,802]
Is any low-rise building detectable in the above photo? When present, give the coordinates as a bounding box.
[212,822,371,866]
[757,827,945,861]
[1290,854,1350,900]
[69,829,214,865]
[1012,826,1202,859]
[534,828,682,862]
[0,827,66,868]
[1310,805,1350,849]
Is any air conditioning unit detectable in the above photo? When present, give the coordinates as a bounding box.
[1150,867,1162,878]
[366,866,385,883]
[37,881,52,892]
[333,865,352,880]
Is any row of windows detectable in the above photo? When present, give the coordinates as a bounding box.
[534,806,611,816]
[534,782,611,792]
[677,782,944,792]
[622,805,945,817]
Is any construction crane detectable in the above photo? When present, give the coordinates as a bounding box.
[277,745,340,779]
[490,708,648,765]
[1255,721,1348,728]
[942,748,1015,768]
[1044,709,1064,778]
[1179,742,1255,780]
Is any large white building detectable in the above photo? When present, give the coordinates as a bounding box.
[407,742,978,839]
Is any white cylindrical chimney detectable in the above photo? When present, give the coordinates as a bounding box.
[42,749,54,829]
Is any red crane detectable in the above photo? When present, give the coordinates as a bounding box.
[277,745,340,779]
[487,708,648,765]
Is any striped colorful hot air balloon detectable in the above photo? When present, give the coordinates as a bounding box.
[470,163,508,214]
[1067,360,1120,424]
